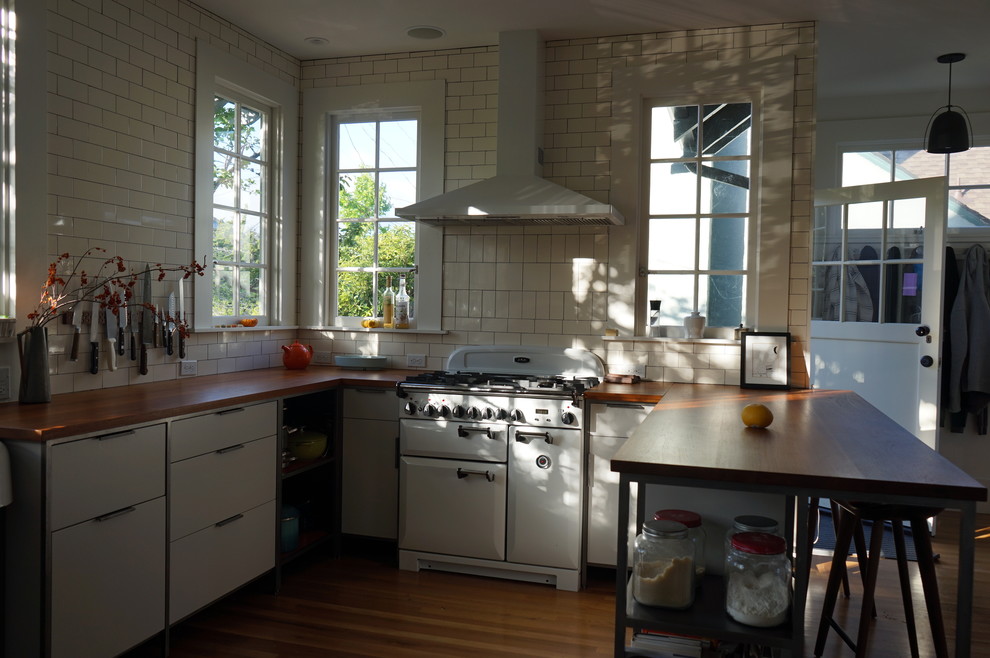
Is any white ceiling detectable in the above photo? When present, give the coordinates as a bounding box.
[190,0,990,108]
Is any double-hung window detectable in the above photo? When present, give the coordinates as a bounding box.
[211,91,269,320]
[333,117,418,321]
[644,101,755,331]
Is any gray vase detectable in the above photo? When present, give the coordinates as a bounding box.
[18,326,51,404]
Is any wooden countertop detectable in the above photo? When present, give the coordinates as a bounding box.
[612,384,987,503]
[0,367,409,442]
[0,368,667,443]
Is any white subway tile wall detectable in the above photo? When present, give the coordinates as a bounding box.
[42,2,814,393]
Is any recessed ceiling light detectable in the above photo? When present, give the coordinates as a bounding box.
[406,26,446,40]
[304,36,329,46]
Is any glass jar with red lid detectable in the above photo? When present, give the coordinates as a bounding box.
[724,531,791,627]
[654,508,706,583]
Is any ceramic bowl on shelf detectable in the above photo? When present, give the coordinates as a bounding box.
[334,354,388,370]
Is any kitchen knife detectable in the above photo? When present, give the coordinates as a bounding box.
[140,266,152,375]
[177,276,186,359]
[153,307,160,348]
[117,301,127,357]
[166,291,176,356]
[88,299,101,374]
[128,304,136,360]
[69,292,83,361]
[105,307,118,372]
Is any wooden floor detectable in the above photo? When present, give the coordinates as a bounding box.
[129,511,990,657]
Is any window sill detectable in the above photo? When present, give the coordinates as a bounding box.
[301,325,448,335]
[194,325,299,333]
[604,335,739,345]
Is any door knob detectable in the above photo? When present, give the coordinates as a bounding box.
[920,355,934,367]
[915,325,931,337]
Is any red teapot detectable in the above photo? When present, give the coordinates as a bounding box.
[281,340,314,370]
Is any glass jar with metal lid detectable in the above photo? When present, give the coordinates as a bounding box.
[724,514,780,560]
[654,508,706,583]
[724,531,791,627]
[632,520,695,609]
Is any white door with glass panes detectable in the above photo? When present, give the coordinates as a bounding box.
[811,177,947,450]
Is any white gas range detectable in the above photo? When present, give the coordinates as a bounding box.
[395,345,604,591]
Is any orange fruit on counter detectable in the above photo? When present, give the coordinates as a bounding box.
[741,403,773,428]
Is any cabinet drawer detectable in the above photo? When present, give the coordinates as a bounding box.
[587,402,651,437]
[343,387,400,420]
[51,497,166,658]
[171,401,277,461]
[169,499,276,624]
[170,435,276,540]
[50,424,166,531]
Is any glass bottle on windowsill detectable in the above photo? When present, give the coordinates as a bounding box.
[382,276,395,329]
[394,275,410,329]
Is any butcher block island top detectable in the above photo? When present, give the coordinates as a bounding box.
[0,366,410,442]
[612,383,986,503]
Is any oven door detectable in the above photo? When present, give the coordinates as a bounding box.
[507,426,583,569]
[398,455,507,561]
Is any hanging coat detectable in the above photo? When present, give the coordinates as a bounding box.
[947,244,990,425]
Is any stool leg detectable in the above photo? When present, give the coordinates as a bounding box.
[850,514,876,617]
[854,515,886,658]
[814,505,859,657]
[911,517,949,658]
[830,500,852,598]
[892,521,920,658]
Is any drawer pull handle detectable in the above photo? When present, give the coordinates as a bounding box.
[215,513,244,527]
[457,425,493,439]
[97,430,137,441]
[456,467,495,482]
[95,506,136,522]
[217,407,246,416]
[606,403,648,410]
[216,443,245,454]
[515,430,553,445]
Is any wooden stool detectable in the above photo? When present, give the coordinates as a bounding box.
[813,501,947,658]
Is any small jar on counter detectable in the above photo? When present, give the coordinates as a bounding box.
[654,508,706,584]
[724,532,791,627]
[633,520,695,609]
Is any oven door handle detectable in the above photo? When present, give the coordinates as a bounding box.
[456,467,496,482]
[514,430,554,445]
[457,425,493,439]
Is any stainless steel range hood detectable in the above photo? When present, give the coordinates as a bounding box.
[396,31,623,226]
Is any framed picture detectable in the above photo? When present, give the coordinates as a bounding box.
[740,331,791,389]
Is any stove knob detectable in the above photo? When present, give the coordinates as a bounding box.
[451,405,466,418]
[467,407,481,420]
[403,401,418,416]
[561,411,576,425]
[438,405,451,418]
[423,404,438,418]
[495,408,508,421]
[483,407,496,420]
[509,409,524,423]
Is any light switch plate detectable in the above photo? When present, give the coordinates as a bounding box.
[406,354,427,368]
[609,363,645,378]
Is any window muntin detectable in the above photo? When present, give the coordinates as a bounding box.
[645,102,754,330]
[211,92,269,320]
[332,117,418,321]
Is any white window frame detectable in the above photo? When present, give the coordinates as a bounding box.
[611,57,796,337]
[300,81,444,330]
[642,100,758,332]
[0,0,13,318]
[194,40,298,329]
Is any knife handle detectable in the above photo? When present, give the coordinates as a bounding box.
[166,330,173,356]
[139,343,148,375]
[70,329,80,361]
[90,341,99,375]
[117,327,125,356]
[178,333,186,359]
[108,340,117,372]
[130,333,137,360]
[153,321,160,348]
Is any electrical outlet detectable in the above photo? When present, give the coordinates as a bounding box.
[609,363,645,378]
[406,354,427,368]
[0,366,9,400]
[313,351,333,364]
[179,360,197,376]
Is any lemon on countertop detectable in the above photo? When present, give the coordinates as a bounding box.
[741,403,773,428]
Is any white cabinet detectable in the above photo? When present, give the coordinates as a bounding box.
[341,387,399,539]
[48,425,167,658]
[168,402,277,623]
[586,402,651,567]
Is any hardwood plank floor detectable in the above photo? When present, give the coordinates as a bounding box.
[129,511,990,657]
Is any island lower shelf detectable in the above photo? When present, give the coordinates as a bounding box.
[624,573,795,650]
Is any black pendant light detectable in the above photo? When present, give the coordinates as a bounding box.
[925,52,972,154]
